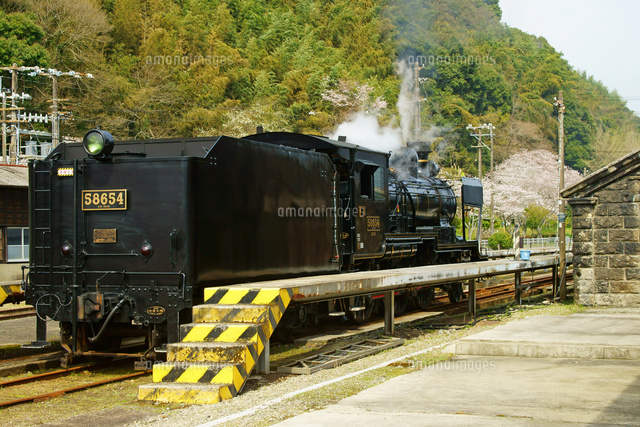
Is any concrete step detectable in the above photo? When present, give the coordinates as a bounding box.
[138,382,235,404]
[448,314,640,360]
[192,304,271,324]
[180,322,267,344]
[451,340,640,359]
[138,287,294,404]
[152,361,247,391]
[203,287,288,307]
[167,341,259,368]
[0,283,22,305]
[202,288,290,325]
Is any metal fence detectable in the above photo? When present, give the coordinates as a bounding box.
[482,236,573,249]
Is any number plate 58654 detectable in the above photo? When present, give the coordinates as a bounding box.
[82,190,128,211]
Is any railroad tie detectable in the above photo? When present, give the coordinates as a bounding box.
[138,287,293,404]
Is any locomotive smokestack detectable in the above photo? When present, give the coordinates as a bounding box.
[409,141,431,162]
[412,142,440,178]
[416,149,431,162]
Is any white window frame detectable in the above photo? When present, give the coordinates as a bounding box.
[6,227,28,262]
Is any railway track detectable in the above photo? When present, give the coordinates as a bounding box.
[428,272,573,313]
[0,306,36,321]
[0,361,150,408]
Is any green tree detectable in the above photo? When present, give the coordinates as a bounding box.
[0,10,49,66]
[524,204,551,237]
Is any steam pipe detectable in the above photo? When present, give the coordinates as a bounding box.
[88,297,126,343]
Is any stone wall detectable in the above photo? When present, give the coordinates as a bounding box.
[569,172,640,306]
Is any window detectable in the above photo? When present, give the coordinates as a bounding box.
[360,165,386,201]
[361,166,373,199]
[373,167,385,200]
[7,227,28,262]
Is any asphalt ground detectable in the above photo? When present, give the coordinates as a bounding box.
[0,316,59,348]
[272,307,640,426]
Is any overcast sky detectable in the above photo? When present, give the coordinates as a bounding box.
[499,0,640,116]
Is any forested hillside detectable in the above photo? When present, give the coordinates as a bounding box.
[1,0,637,173]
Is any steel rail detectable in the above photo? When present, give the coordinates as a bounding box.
[0,363,95,387]
[0,370,150,408]
[0,307,36,321]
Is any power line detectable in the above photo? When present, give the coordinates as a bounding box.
[0,65,94,163]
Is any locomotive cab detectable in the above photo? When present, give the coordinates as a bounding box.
[350,152,389,263]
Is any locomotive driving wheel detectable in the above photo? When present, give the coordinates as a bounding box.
[447,283,464,303]
[393,291,410,315]
[343,295,374,324]
[413,286,435,310]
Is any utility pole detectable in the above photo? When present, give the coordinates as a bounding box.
[554,91,567,301]
[1,77,5,164]
[0,66,94,160]
[9,63,17,164]
[476,127,483,180]
[489,125,495,234]
[52,75,59,146]
[467,123,495,244]
[410,61,430,143]
[413,61,421,141]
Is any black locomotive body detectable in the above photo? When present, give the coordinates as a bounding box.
[26,130,481,356]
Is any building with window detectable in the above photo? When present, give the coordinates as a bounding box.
[0,164,28,282]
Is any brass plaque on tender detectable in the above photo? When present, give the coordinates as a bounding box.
[93,228,117,243]
[147,306,166,316]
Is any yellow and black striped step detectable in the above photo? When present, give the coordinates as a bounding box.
[152,361,247,390]
[204,287,291,309]
[168,341,259,369]
[139,287,294,405]
[0,283,22,306]
[138,382,234,405]
[192,304,272,324]
[181,322,267,345]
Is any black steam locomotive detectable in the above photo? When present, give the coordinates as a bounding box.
[25,130,482,358]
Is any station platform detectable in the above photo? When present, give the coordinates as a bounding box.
[272,307,640,426]
[140,255,569,404]
[231,254,565,302]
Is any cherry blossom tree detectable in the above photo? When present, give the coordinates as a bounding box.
[482,149,581,233]
[321,79,387,119]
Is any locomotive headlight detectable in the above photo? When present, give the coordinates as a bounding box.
[83,129,114,157]
[60,242,73,258]
[140,242,153,258]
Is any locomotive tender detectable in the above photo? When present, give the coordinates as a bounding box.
[25,130,482,358]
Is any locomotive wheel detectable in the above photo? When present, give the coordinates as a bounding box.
[447,283,464,303]
[273,326,295,342]
[394,292,409,315]
[413,287,435,310]
[344,295,374,324]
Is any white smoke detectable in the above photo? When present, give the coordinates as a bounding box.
[330,113,402,153]
[329,60,449,157]
[396,60,415,143]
